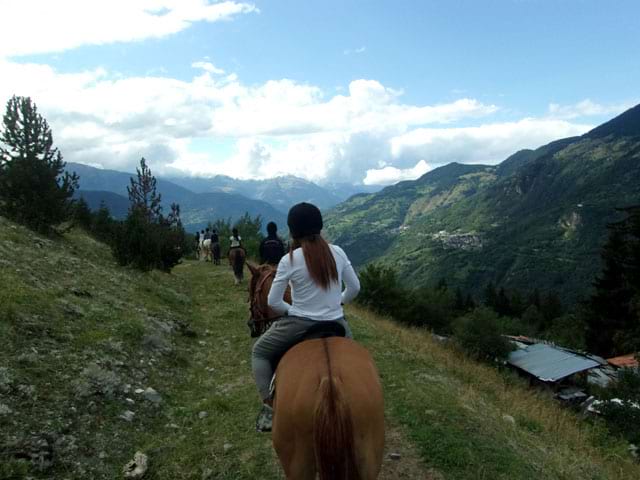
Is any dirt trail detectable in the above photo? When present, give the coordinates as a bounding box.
[379,424,440,480]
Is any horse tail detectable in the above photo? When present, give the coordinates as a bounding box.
[313,339,360,480]
[233,249,244,278]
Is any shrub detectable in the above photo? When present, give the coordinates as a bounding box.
[453,307,515,362]
[401,286,456,332]
[356,264,408,316]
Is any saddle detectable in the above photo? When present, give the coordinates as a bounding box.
[301,320,346,341]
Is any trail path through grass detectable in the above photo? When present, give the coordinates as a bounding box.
[143,259,430,479]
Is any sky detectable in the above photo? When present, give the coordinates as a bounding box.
[0,0,638,186]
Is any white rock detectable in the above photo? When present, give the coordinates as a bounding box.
[223,443,233,452]
[198,411,208,419]
[0,403,13,415]
[143,387,162,404]
[123,451,148,478]
[120,410,135,422]
[502,414,516,425]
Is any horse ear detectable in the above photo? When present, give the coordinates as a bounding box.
[247,262,259,276]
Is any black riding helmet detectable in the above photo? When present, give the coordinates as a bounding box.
[287,202,323,239]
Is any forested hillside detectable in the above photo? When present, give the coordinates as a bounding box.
[325,104,640,302]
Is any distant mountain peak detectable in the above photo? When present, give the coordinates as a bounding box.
[585,103,640,139]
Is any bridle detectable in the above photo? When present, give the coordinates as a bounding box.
[248,266,283,337]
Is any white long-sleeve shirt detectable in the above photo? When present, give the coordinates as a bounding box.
[267,244,360,321]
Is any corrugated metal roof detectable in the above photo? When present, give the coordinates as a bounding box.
[507,343,600,382]
[607,354,639,368]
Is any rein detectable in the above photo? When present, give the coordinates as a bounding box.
[249,267,281,335]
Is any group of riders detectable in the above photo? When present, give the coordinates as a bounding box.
[194,221,287,266]
[192,204,381,476]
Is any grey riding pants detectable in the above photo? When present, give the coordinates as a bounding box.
[251,315,353,400]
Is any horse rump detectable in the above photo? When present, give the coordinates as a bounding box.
[231,248,245,279]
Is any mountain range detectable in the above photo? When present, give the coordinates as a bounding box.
[67,163,377,233]
[325,104,640,303]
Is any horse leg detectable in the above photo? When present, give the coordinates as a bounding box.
[273,405,316,480]
[276,444,315,480]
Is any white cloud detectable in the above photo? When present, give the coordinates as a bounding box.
[390,118,593,167]
[364,160,431,186]
[0,1,258,57]
[548,99,636,120]
[0,57,603,185]
[192,61,225,75]
[344,46,366,55]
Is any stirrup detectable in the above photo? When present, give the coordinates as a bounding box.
[255,404,273,432]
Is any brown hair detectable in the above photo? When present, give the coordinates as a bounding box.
[290,234,338,290]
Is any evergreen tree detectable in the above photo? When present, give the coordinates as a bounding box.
[113,159,185,272]
[91,201,114,243]
[73,196,93,230]
[528,288,541,310]
[483,282,498,310]
[540,291,563,329]
[0,96,79,233]
[495,287,512,317]
[586,207,640,356]
[454,287,466,312]
[127,157,162,222]
[464,294,476,311]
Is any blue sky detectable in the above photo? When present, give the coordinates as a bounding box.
[0,0,638,185]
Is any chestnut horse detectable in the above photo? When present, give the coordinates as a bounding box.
[247,263,385,480]
[228,247,246,284]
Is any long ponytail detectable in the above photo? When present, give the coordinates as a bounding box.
[290,234,338,290]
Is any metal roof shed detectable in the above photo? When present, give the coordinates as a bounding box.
[507,343,600,383]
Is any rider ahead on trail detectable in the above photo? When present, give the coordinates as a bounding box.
[229,228,242,249]
[251,202,360,425]
[259,221,286,265]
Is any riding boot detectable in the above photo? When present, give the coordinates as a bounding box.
[255,403,273,432]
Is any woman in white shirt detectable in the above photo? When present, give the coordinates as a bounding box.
[229,228,242,248]
[251,202,360,421]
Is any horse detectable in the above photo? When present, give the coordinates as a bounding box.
[246,262,385,480]
[211,242,221,265]
[202,238,212,262]
[228,247,246,284]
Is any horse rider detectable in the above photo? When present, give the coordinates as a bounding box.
[210,228,220,265]
[229,227,243,255]
[251,202,360,430]
[194,230,200,258]
[259,221,286,265]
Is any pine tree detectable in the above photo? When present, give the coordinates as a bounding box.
[0,96,79,232]
[73,196,93,230]
[127,157,162,222]
[91,201,114,243]
[586,207,640,356]
[483,282,498,310]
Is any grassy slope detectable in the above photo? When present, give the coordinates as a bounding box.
[1,219,638,479]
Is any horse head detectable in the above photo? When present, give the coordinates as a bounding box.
[246,262,290,338]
